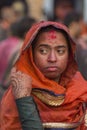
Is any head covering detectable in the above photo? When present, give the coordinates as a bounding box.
[15,21,77,94]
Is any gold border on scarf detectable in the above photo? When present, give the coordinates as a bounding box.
[32,90,65,106]
[42,122,81,129]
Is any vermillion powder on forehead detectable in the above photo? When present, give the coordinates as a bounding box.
[47,30,57,40]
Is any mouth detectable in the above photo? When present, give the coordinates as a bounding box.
[46,66,58,71]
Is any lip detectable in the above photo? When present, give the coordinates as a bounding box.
[46,66,58,71]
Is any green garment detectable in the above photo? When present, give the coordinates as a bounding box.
[16,96,44,130]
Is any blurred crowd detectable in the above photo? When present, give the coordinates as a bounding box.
[0,0,87,100]
[0,0,37,99]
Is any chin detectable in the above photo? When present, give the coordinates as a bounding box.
[45,74,60,81]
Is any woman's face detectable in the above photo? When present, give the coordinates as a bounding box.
[33,30,69,82]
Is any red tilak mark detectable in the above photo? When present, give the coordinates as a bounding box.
[48,30,57,40]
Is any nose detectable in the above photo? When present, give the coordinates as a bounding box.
[47,50,57,62]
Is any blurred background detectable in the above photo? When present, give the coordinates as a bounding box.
[0,0,87,99]
[0,0,87,22]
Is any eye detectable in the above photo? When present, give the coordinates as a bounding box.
[57,49,65,55]
[39,48,48,54]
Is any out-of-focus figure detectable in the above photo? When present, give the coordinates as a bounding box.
[0,0,29,42]
[75,25,87,80]
[63,11,83,40]
[63,10,87,80]
[11,0,29,21]
[0,16,36,99]
[0,6,17,41]
[47,0,75,23]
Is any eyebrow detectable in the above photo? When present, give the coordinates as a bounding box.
[37,44,67,48]
[57,45,67,49]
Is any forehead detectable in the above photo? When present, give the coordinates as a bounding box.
[36,29,68,43]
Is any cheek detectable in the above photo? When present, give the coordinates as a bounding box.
[61,58,68,68]
[33,53,46,69]
[58,54,69,70]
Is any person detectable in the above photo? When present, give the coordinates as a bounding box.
[0,6,17,41]
[11,0,29,22]
[64,12,87,81]
[63,11,83,40]
[0,16,36,100]
[75,33,87,80]
[48,0,74,23]
[0,21,87,130]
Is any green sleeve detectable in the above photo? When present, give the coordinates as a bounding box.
[16,96,44,130]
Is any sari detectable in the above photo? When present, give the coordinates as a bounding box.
[0,21,87,130]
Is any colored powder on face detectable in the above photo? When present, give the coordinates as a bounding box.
[48,30,57,40]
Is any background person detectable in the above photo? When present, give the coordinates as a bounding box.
[0,16,36,100]
[63,11,83,40]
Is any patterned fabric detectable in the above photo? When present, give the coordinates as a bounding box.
[44,128,74,130]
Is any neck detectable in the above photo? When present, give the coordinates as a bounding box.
[50,76,60,83]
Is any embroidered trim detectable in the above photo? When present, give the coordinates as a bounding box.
[42,103,86,128]
[32,90,65,106]
[42,122,81,129]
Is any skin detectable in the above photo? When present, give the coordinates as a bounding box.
[11,67,32,98]
[33,30,69,82]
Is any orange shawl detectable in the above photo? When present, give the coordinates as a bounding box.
[0,21,87,130]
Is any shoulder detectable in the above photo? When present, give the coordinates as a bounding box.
[73,71,87,83]
[65,71,87,103]
[67,71,87,95]
[0,86,22,129]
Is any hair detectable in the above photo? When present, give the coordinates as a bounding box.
[10,16,36,39]
[32,25,71,53]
